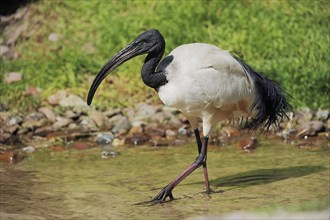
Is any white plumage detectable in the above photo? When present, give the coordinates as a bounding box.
[158,43,256,136]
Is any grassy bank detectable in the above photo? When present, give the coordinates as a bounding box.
[1,0,329,111]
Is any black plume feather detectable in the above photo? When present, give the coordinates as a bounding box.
[232,55,292,130]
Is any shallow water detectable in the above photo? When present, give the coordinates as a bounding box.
[1,139,329,219]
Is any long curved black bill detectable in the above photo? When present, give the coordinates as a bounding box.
[87,42,142,105]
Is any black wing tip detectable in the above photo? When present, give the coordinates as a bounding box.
[232,55,293,131]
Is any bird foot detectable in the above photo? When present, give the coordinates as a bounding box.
[202,188,224,196]
[151,185,175,203]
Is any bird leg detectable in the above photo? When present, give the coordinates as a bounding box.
[151,136,209,203]
[194,129,213,194]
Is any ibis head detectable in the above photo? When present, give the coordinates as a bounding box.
[87,29,165,105]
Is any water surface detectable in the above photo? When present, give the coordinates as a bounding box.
[1,140,329,219]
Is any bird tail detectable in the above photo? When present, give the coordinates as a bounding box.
[232,55,292,131]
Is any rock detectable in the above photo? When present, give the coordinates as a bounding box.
[48,33,60,42]
[47,90,67,105]
[7,115,23,126]
[22,118,48,130]
[165,129,177,139]
[67,123,79,130]
[38,107,56,122]
[90,110,106,128]
[103,108,121,117]
[316,109,329,121]
[295,108,313,124]
[34,126,52,136]
[128,125,144,135]
[110,115,131,134]
[25,112,45,121]
[59,94,86,107]
[236,136,258,153]
[72,142,92,150]
[149,138,169,147]
[96,133,115,145]
[178,126,188,136]
[124,135,150,145]
[22,146,36,153]
[0,150,25,163]
[64,110,81,120]
[23,86,41,97]
[296,120,325,138]
[144,123,166,138]
[173,139,187,146]
[52,117,72,130]
[52,145,66,151]
[79,116,97,131]
[0,45,10,57]
[112,138,124,147]
[4,72,22,83]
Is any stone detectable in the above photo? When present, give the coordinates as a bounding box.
[4,72,22,83]
[23,86,41,97]
[0,45,10,57]
[72,142,92,150]
[22,118,48,130]
[48,33,60,42]
[22,146,36,153]
[296,120,325,137]
[295,108,313,124]
[38,107,56,122]
[110,115,131,134]
[47,90,67,105]
[165,129,177,139]
[316,109,329,121]
[7,115,23,126]
[52,117,72,130]
[124,135,150,145]
[59,94,86,107]
[103,108,122,117]
[149,138,169,147]
[236,136,258,153]
[90,110,106,128]
[96,133,115,145]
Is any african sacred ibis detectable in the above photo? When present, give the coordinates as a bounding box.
[87,29,291,203]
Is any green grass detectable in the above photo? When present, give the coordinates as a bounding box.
[1,0,329,111]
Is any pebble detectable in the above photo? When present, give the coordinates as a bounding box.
[316,109,329,121]
[23,86,41,97]
[48,33,60,42]
[111,115,131,134]
[22,146,36,153]
[4,72,22,83]
[52,117,72,130]
[72,142,92,150]
[124,135,150,145]
[296,120,325,137]
[8,115,24,126]
[38,107,56,122]
[236,136,258,153]
[59,94,86,107]
[90,110,106,128]
[96,133,115,145]
[47,90,67,105]
[149,138,169,147]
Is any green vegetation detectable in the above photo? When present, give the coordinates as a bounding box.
[1,0,329,111]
